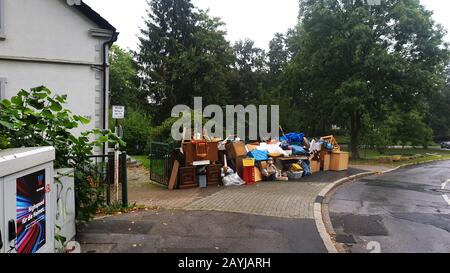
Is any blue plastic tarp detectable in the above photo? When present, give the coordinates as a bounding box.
[290,145,308,155]
[281,133,305,145]
[247,150,270,162]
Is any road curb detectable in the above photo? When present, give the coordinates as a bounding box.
[314,158,450,253]
[379,157,450,174]
[313,171,375,253]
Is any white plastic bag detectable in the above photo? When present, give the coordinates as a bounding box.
[310,139,321,153]
[257,142,289,156]
[222,173,245,187]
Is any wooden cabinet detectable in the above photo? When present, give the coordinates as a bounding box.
[206,164,222,186]
[330,152,349,171]
[178,166,197,189]
[183,142,219,166]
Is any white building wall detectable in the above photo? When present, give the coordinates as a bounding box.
[0,0,112,139]
[0,0,102,63]
[0,61,100,133]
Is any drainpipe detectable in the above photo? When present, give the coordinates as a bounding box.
[102,33,118,155]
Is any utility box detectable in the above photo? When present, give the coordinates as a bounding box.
[0,147,56,253]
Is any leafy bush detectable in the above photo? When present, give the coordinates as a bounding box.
[390,111,433,148]
[121,109,152,155]
[0,86,125,222]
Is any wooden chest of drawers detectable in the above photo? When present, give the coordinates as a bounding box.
[207,164,222,186]
[178,166,197,189]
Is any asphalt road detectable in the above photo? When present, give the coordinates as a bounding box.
[77,210,328,253]
[77,169,371,253]
[329,160,450,253]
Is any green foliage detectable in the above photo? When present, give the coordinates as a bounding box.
[110,0,450,151]
[427,69,450,141]
[150,116,180,147]
[390,110,433,148]
[98,201,139,215]
[0,86,125,223]
[137,0,234,123]
[109,45,144,111]
[121,109,152,155]
[283,0,450,158]
[268,33,289,82]
[229,39,268,105]
[360,115,394,154]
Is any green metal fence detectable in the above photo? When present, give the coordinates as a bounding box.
[79,152,128,206]
[149,142,172,187]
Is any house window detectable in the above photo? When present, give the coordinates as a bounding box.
[0,0,4,38]
[0,78,6,100]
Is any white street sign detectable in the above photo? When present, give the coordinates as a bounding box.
[112,106,125,119]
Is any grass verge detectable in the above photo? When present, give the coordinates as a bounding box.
[349,148,450,167]
[132,155,150,169]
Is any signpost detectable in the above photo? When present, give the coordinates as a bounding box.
[112,106,125,202]
[112,106,125,120]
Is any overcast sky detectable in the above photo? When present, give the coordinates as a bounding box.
[84,0,450,51]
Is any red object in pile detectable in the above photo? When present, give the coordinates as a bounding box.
[243,166,256,184]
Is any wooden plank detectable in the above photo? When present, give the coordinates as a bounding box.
[277,156,308,161]
[168,160,180,190]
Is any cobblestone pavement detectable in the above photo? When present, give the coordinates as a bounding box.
[127,166,222,209]
[185,182,327,219]
[127,166,366,219]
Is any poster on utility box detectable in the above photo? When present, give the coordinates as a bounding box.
[16,170,47,253]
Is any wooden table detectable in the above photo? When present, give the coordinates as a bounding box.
[275,156,309,171]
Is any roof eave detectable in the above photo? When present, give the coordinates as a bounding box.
[74,1,119,44]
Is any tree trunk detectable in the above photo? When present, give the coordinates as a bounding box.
[350,112,361,160]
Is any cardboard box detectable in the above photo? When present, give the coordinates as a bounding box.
[254,167,263,182]
[246,144,259,152]
[330,151,349,171]
[320,151,331,171]
[226,142,247,159]
[243,158,256,167]
[235,156,246,177]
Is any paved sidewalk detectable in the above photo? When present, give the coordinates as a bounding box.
[128,166,366,218]
[185,182,326,219]
[78,167,367,253]
[127,166,222,209]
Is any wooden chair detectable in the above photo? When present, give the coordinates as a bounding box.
[320,135,341,152]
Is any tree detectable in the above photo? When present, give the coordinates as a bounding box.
[285,0,449,158]
[268,33,289,81]
[391,110,433,147]
[120,110,152,155]
[137,0,234,124]
[229,39,267,105]
[427,67,450,141]
[109,45,141,110]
